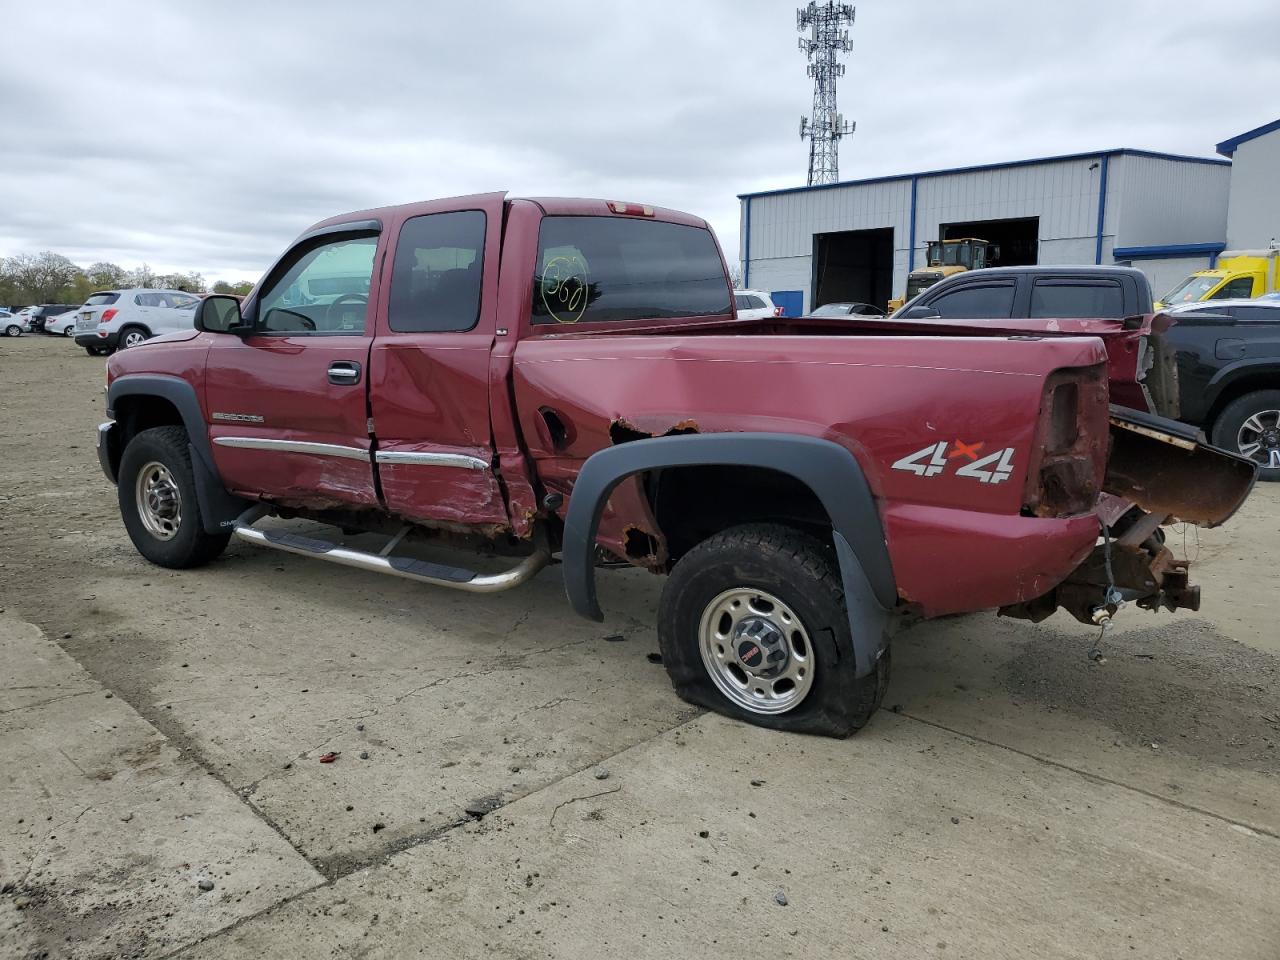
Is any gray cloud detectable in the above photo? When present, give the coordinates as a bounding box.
[2,0,1277,283]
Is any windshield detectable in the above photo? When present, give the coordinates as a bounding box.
[1161,274,1221,305]
[810,303,851,316]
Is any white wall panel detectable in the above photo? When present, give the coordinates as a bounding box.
[1110,154,1229,247]
[1226,130,1280,249]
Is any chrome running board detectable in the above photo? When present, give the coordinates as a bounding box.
[231,507,549,593]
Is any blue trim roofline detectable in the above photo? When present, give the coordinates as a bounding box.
[1216,118,1280,157]
[737,147,1229,201]
[1112,242,1227,261]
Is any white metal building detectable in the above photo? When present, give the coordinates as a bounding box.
[1217,119,1280,250]
[739,148,1233,315]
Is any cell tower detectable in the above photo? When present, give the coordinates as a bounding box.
[797,1,856,186]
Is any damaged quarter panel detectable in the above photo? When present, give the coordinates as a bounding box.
[513,332,1111,615]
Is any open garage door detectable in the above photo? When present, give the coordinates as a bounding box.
[813,227,894,311]
[942,217,1039,267]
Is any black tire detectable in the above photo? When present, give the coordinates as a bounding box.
[1211,389,1280,482]
[657,523,890,737]
[4,324,20,337]
[62,326,73,337]
[118,425,231,568]
[117,326,149,349]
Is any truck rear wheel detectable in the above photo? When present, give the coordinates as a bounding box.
[118,426,231,568]
[1211,389,1280,481]
[657,523,890,737]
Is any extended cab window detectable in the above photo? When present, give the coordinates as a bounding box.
[257,234,378,334]
[388,211,486,332]
[929,282,1015,319]
[1029,279,1124,319]
[532,216,730,324]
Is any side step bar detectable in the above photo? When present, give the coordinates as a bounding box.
[231,509,550,594]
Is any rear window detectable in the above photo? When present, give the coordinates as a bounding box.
[84,293,120,306]
[531,216,730,325]
[1029,280,1124,319]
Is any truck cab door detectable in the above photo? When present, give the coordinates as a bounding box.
[204,226,383,509]
[367,194,511,529]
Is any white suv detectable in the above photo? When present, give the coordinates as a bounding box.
[73,289,201,356]
[733,289,781,320]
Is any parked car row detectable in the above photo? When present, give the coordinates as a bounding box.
[3,290,203,353]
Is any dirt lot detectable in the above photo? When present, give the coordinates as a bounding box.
[2,333,1278,959]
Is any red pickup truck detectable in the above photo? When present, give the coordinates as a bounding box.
[95,194,1256,736]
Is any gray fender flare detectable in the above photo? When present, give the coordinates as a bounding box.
[561,432,897,678]
[107,375,250,534]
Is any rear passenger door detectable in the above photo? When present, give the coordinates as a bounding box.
[367,195,511,527]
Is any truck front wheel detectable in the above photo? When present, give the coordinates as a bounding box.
[118,426,231,568]
[657,523,890,737]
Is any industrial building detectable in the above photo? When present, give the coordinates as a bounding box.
[738,119,1279,315]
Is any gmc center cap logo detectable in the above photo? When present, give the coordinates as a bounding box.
[737,640,764,669]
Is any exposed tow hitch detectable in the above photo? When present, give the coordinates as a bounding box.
[1001,408,1256,640]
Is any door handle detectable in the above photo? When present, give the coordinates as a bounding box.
[328,361,362,385]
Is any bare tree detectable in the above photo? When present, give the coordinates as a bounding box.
[2,251,83,303]
[85,262,130,291]
[129,263,157,289]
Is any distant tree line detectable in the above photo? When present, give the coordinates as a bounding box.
[0,250,255,306]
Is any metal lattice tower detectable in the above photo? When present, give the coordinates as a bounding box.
[797,1,856,186]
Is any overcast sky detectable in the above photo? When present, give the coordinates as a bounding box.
[3,0,1278,284]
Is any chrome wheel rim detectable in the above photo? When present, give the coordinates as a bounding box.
[135,461,182,540]
[5,325,18,336]
[122,331,145,348]
[1236,410,1280,469]
[698,587,815,715]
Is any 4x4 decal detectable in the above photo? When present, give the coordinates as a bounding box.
[892,441,1015,484]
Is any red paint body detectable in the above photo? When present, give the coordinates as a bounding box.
[106,195,1167,618]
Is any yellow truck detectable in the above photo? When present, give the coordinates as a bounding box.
[1156,247,1280,309]
[888,238,994,312]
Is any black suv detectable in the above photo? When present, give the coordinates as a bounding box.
[30,303,82,333]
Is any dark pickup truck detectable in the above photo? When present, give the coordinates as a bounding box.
[1161,298,1280,480]
[895,265,1154,322]
[95,196,1256,737]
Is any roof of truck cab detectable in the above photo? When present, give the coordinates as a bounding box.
[304,193,709,234]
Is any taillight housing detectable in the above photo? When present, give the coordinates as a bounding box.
[773,305,784,317]
[1022,365,1109,518]
[100,309,118,323]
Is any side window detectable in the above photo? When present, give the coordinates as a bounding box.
[734,294,751,311]
[748,295,767,309]
[135,293,154,307]
[1029,280,1124,319]
[257,234,378,335]
[532,216,730,325]
[387,211,486,333]
[1212,277,1255,300]
[930,283,1015,319]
